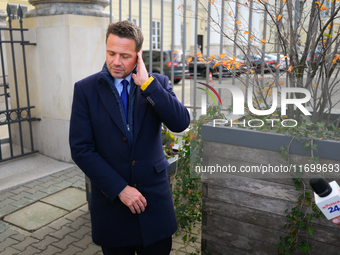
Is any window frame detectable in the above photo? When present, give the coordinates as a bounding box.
[8,3,29,20]
[152,20,161,50]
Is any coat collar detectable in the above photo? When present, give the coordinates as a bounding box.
[97,63,148,141]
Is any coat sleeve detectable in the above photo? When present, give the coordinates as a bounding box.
[69,82,128,201]
[141,74,190,132]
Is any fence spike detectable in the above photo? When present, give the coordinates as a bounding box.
[18,5,23,20]
[6,4,11,18]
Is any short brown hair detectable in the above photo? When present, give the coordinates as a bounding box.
[106,20,144,52]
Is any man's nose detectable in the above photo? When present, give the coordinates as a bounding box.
[112,55,121,66]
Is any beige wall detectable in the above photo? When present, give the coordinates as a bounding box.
[106,0,207,54]
[0,0,216,55]
[0,0,33,14]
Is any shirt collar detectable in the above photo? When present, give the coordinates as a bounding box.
[114,73,132,88]
[114,73,132,95]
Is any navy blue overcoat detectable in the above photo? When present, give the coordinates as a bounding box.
[69,65,190,247]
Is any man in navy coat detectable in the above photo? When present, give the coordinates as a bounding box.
[69,20,190,254]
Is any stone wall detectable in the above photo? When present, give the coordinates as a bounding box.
[201,125,340,255]
[6,14,109,162]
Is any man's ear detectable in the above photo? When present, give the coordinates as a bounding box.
[132,65,137,74]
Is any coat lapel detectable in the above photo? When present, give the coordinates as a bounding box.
[97,80,126,135]
[97,74,148,143]
[133,85,148,142]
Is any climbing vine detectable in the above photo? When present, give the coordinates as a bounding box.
[172,105,223,255]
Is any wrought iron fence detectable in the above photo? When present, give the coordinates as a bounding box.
[110,0,264,119]
[110,0,340,125]
[0,4,38,163]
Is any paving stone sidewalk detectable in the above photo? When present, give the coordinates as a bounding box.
[0,165,201,255]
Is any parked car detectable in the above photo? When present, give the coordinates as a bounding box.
[142,50,190,84]
[307,44,324,67]
[266,53,289,71]
[188,56,241,78]
[237,55,276,73]
[307,51,322,67]
[233,56,248,74]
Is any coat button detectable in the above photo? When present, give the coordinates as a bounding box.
[131,160,136,166]
[122,137,127,142]
[134,183,137,187]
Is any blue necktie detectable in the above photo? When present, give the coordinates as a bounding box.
[121,79,129,123]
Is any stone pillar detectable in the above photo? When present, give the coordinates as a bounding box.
[7,1,109,162]
[26,0,109,17]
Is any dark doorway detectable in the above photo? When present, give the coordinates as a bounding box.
[197,35,203,54]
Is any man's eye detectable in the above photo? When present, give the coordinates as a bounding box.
[122,55,128,59]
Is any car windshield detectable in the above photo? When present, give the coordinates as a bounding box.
[143,51,183,63]
[172,51,183,63]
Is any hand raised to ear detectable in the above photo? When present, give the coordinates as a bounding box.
[132,50,149,86]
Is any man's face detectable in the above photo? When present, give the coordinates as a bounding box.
[106,34,137,79]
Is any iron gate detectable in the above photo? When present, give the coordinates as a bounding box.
[0,5,38,163]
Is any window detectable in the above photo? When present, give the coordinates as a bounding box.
[298,0,304,19]
[320,0,330,17]
[152,20,160,50]
[127,17,138,26]
[8,4,29,20]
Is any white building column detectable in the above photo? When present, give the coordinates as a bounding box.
[174,0,182,50]
[189,0,197,53]
[223,1,238,55]
[238,2,261,52]
[206,1,222,56]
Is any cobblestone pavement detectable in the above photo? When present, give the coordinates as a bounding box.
[0,165,201,255]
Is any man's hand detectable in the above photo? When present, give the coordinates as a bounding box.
[332,216,340,228]
[118,185,147,214]
[131,50,149,86]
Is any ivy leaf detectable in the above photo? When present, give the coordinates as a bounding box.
[299,241,310,253]
[311,144,318,151]
[306,214,313,222]
[306,227,314,236]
